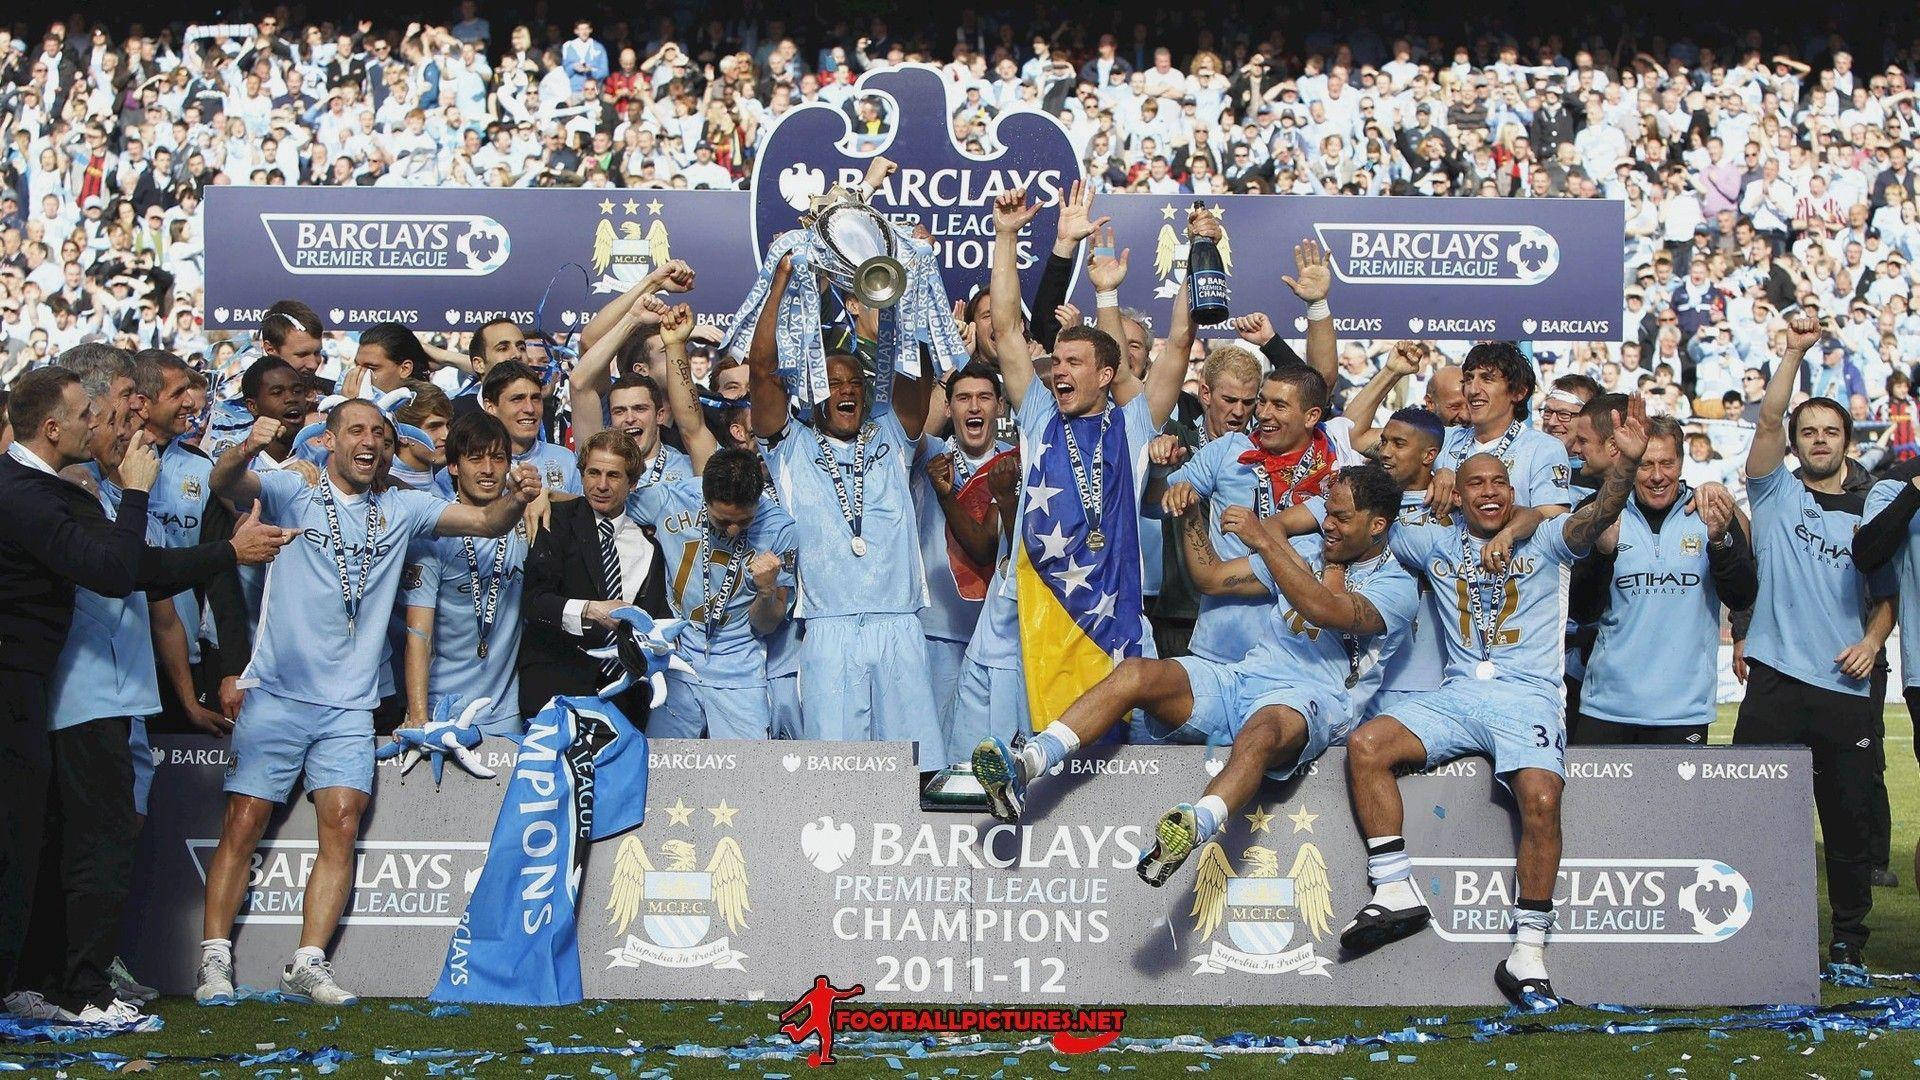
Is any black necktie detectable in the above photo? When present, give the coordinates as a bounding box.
[598,518,623,680]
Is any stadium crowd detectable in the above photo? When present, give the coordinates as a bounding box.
[0,2,1919,1034]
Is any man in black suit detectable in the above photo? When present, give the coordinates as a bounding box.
[0,364,287,1012]
[520,430,669,725]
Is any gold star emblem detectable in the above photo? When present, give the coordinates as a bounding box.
[664,797,694,826]
[707,799,740,827]
[598,197,614,214]
[1244,806,1275,833]
[1211,204,1226,218]
[646,198,664,216]
[1287,804,1319,833]
[1160,204,1177,220]
[623,198,640,215]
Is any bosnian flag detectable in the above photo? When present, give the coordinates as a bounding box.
[1016,413,1145,726]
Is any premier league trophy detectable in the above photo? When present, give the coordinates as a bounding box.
[719,176,968,409]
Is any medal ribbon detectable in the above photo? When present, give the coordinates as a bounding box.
[317,480,379,635]
[694,509,751,644]
[814,422,875,543]
[1458,529,1511,664]
[1059,407,1110,537]
[463,525,519,658]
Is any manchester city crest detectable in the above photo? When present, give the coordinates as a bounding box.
[1188,805,1335,977]
[590,197,672,293]
[604,798,751,972]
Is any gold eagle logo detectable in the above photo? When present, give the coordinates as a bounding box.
[1155,219,1233,282]
[1190,841,1332,943]
[605,835,751,936]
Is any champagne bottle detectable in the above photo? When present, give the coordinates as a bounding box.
[1185,200,1230,325]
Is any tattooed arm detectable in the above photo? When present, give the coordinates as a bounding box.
[657,303,720,475]
[1179,503,1270,597]
[1562,396,1649,554]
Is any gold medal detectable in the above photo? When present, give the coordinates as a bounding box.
[1087,529,1106,552]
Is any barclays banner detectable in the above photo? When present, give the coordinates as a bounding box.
[126,738,1814,1006]
[205,66,1623,342]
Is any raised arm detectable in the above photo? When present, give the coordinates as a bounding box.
[209,416,277,507]
[1222,504,1382,632]
[746,255,794,439]
[434,463,540,537]
[1344,342,1420,451]
[1088,225,1133,379]
[1281,237,1338,387]
[990,188,1044,406]
[1746,311,1821,478]
[658,303,720,473]
[891,366,935,441]
[1138,212,1203,427]
[569,298,657,443]
[1564,397,1649,552]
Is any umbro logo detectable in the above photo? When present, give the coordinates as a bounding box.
[1616,542,1634,552]
[1858,738,1873,749]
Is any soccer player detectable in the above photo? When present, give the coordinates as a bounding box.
[1159,364,1367,666]
[1186,405,1454,719]
[1738,312,1892,970]
[627,445,796,738]
[954,189,1191,753]
[1338,400,1648,1007]
[914,363,1011,745]
[388,381,452,489]
[198,399,540,1006]
[136,350,232,734]
[569,272,694,487]
[479,360,580,495]
[1428,342,1572,516]
[973,466,1417,864]
[401,413,532,739]
[207,302,329,454]
[1576,415,1755,744]
[351,322,429,394]
[451,318,529,418]
[743,252,943,763]
[1143,345,1262,660]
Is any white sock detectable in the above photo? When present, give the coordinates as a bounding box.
[1506,940,1549,982]
[292,945,325,967]
[1194,795,1229,843]
[1018,721,1081,780]
[1370,878,1424,912]
[201,938,232,964]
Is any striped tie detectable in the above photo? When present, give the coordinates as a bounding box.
[598,518,623,681]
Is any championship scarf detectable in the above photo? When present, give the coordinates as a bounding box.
[1237,424,1337,507]
[430,695,648,1006]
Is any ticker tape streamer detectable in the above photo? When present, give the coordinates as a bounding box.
[9,987,1920,1072]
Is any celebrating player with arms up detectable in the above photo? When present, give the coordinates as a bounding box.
[973,465,1419,883]
[744,251,943,763]
[198,400,540,1007]
[1339,397,1649,1008]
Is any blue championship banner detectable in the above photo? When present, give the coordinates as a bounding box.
[204,66,1624,341]
[125,739,1816,1007]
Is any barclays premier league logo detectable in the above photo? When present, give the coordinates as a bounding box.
[1312,223,1560,287]
[1418,857,1754,943]
[259,213,511,276]
[750,65,1083,303]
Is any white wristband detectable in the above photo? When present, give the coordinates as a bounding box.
[1095,290,1119,309]
[1305,299,1331,321]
